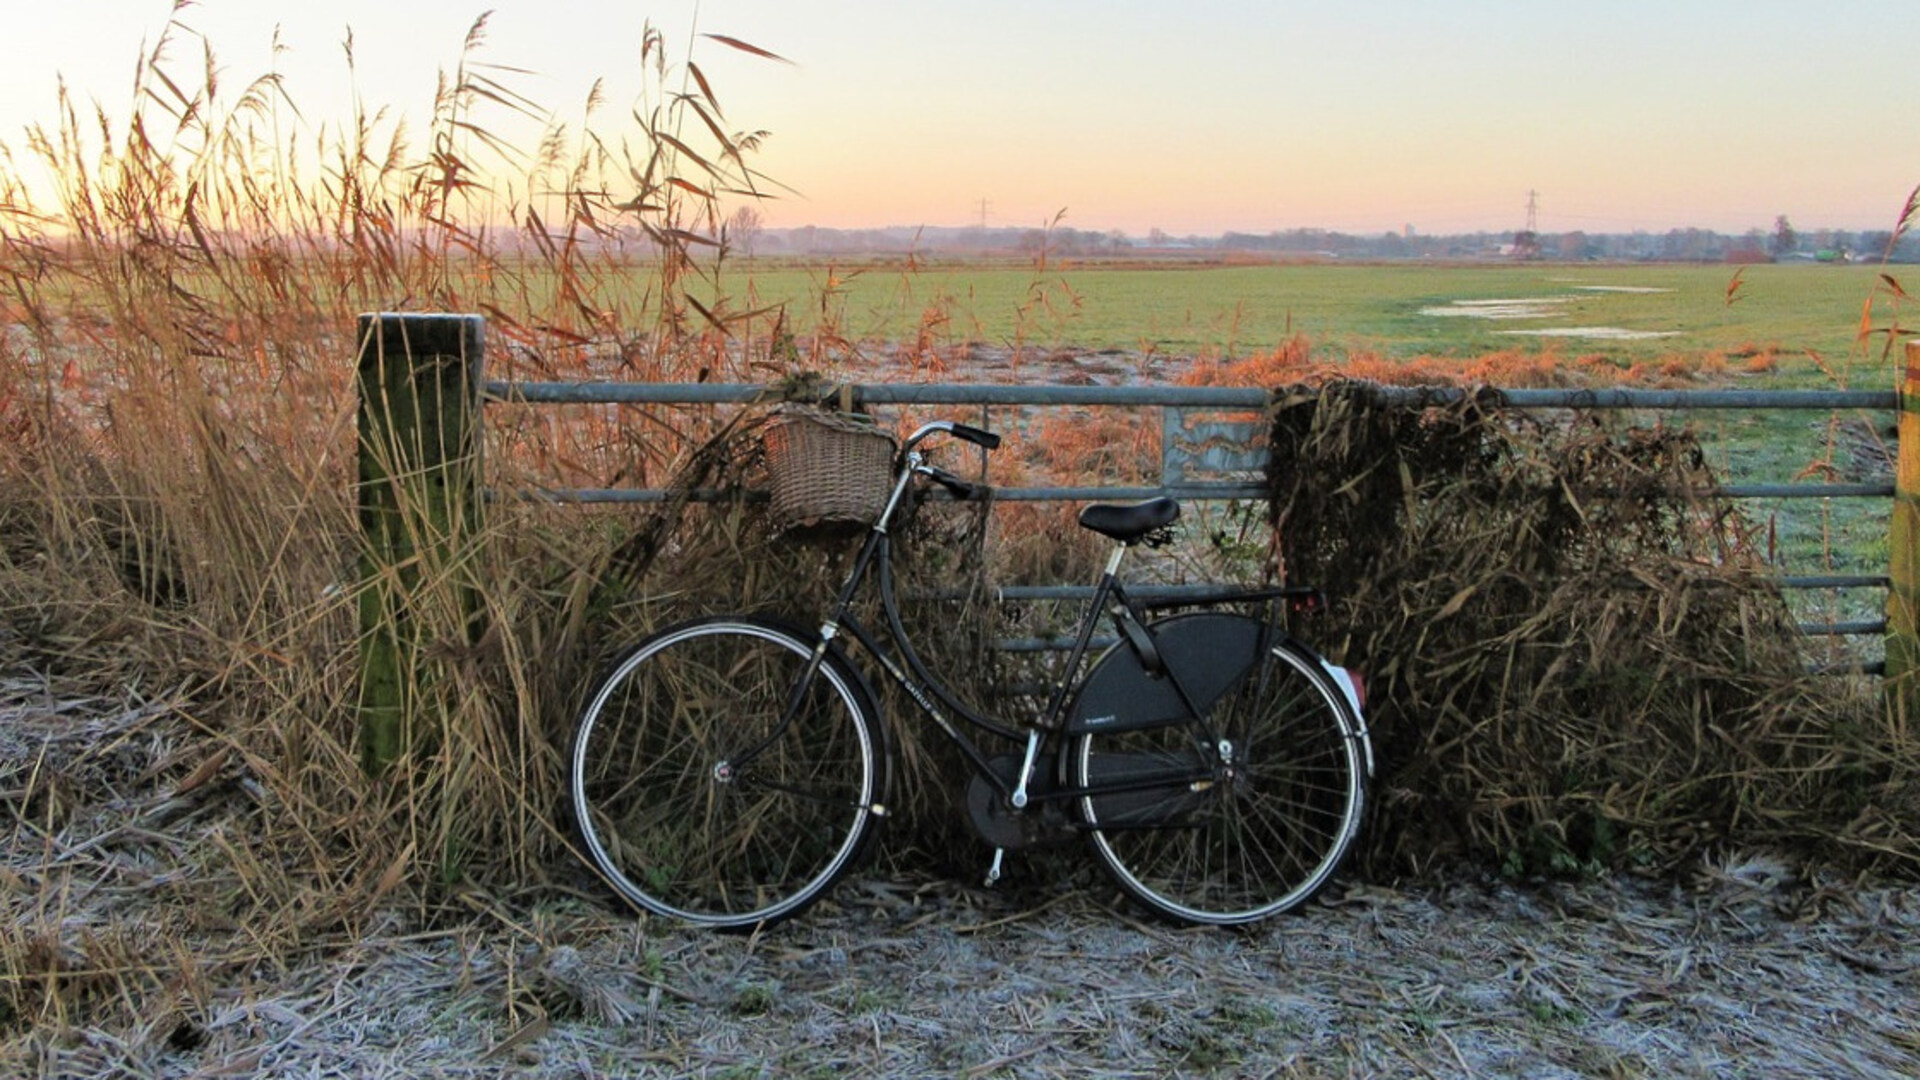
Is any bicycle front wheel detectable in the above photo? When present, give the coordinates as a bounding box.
[1072,637,1366,925]
[570,616,888,929]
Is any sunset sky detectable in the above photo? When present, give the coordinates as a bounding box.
[2,0,1916,238]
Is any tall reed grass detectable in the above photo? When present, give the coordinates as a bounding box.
[0,8,800,967]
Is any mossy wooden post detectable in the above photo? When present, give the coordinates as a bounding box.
[1890,339,1920,721]
[356,313,485,773]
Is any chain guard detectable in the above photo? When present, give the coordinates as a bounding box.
[964,754,1075,849]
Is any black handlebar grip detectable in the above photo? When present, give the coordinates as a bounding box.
[925,466,982,500]
[949,423,1001,451]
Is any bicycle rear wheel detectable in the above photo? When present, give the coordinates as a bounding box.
[1071,635,1365,925]
[570,616,887,929]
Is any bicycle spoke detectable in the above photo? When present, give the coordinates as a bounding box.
[1077,637,1365,925]
[570,618,885,929]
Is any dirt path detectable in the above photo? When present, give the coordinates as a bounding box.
[9,854,1917,1078]
[5,665,1920,1079]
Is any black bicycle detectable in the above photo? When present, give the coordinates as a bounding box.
[569,419,1373,929]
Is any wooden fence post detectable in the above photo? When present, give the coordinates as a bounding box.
[1890,340,1920,712]
[356,313,485,773]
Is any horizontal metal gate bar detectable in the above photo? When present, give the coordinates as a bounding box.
[486,380,1895,411]
[482,377,1897,666]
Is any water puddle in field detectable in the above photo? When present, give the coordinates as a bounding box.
[1498,326,1682,340]
[1421,286,1679,340]
[1418,297,1570,320]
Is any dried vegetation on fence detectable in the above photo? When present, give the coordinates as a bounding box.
[1266,381,1918,878]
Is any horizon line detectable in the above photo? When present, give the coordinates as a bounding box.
[754,219,1900,239]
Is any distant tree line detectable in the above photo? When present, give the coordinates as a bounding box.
[744,220,1920,263]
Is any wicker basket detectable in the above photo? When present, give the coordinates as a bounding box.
[762,406,898,531]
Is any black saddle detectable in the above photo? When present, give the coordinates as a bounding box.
[1077,497,1181,544]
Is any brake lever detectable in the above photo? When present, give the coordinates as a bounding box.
[922,465,986,500]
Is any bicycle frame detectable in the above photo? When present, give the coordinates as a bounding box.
[736,421,1325,812]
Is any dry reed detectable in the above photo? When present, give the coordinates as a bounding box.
[0,6,810,1041]
[1265,380,1917,878]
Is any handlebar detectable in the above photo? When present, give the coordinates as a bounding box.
[919,464,983,500]
[901,419,999,501]
[904,420,1001,453]
[950,423,1001,450]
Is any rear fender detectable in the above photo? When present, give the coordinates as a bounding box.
[1309,653,1374,777]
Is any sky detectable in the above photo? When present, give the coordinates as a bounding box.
[1,0,1916,238]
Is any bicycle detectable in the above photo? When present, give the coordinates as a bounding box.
[569,418,1374,930]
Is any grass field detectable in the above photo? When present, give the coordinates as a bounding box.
[698,258,1909,385]
[693,255,1903,634]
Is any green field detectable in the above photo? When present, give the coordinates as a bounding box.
[702,259,1908,386]
[694,257,1902,642]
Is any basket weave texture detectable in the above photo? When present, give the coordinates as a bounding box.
[762,407,898,531]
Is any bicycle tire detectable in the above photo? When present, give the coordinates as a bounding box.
[1069,619,1366,925]
[570,616,888,929]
